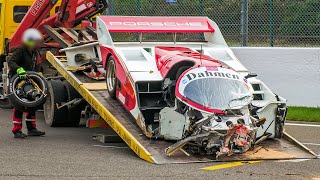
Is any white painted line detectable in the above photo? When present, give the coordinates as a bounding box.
[302,143,320,146]
[94,145,130,149]
[276,159,311,163]
[286,123,320,127]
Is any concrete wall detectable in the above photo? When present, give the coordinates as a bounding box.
[231,47,320,107]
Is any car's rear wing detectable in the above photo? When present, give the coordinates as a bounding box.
[96,16,227,46]
[97,16,214,33]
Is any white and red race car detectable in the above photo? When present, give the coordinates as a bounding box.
[65,16,287,156]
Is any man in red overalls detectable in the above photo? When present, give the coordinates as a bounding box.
[8,29,46,138]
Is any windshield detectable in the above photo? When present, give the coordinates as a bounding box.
[183,78,251,110]
[177,66,252,112]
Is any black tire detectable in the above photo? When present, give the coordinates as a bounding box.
[8,71,48,112]
[63,80,86,126]
[106,56,117,98]
[44,80,68,127]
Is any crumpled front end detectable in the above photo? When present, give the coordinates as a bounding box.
[158,66,262,158]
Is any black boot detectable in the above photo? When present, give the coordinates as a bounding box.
[27,129,46,136]
[14,130,28,139]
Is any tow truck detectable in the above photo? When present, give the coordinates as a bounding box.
[0,0,317,164]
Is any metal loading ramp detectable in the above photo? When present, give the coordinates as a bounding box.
[46,52,317,164]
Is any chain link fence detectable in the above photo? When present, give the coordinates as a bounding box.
[106,0,320,47]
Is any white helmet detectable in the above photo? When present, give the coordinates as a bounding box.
[22,28,43,47]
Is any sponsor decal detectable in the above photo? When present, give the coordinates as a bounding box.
[30,0,45,16]
[185,69,240,81]
[177,67,245,100]
[109,22,203,27]
[100,16,214,33]
[206,66,218,71]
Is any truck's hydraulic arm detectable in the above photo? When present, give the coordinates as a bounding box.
[9,0,107,51]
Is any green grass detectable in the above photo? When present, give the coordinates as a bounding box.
[287,106,320,122]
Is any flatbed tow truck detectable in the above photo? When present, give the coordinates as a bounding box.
[1,0,318,164]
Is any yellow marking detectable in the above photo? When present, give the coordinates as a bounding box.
[46,52,156,164]
[201,161,262,171]
[66,66,80,71]
[66,65,92,71]
[58,58,68,62]
[83,83,107,90]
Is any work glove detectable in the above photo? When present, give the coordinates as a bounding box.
[17,67,27,79]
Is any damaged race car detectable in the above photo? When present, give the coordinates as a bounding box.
[93,16,288,158]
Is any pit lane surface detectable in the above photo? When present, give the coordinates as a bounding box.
[0,109,319,180]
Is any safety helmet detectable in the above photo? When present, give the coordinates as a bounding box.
[22,28,43,48]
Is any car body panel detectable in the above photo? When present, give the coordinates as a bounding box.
[97,16,287,140]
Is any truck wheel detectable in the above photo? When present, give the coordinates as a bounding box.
[44,80,68,127]
[106,56,117,98]
[63,80,85,126]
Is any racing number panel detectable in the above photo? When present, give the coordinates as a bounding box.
[46,52,317,164]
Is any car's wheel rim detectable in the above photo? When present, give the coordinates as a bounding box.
[12,74,46,104]
[107,60,116,92]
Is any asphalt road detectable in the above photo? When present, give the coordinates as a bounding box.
[0,109,319,180]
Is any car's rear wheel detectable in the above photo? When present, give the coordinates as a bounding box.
[106,56,117,98]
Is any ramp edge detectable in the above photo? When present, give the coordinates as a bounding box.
[283,131,318,157]
[46,52,157,164]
